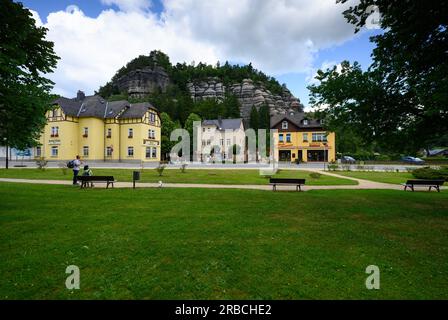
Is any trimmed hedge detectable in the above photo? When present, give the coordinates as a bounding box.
[412,166,448,181]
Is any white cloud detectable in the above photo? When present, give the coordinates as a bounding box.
[33,0,357,97]
[306,61,343,86]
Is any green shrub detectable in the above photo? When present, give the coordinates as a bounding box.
[155,164,166,177]
[375,154,391,161]
[36,157,48,171]
[309,172,322,179]
[58,162,68,175]
[412,166,448,181]
[328,164,339,171]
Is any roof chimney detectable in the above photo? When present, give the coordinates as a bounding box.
[77,90,85,101]
[218,116,223,129]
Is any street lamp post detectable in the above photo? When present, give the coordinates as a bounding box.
[323,142,328,171]
[3,137,8,169]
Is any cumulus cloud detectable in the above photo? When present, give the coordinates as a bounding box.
[32,0,357,97]
[306,61,343,86]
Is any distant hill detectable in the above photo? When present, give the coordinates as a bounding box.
[97,50,303,124]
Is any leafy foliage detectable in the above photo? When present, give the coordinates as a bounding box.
[310,1,448,154]
[412,167,448,182]
[0,0,59,149]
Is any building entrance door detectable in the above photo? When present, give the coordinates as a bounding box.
[307,150,328,162]
[279,150,291,162]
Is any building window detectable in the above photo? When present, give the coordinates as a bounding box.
[51,126,59,137]
[279,134,284,143]
[36,147,42,157]
[83,127,88,138]
[303,119,308,126]
[151,147,157,158]
[146,147,151,159]
[220,139,224,146]
[51,146,58,157]
[203,128,206,132]
[282,121,288,130]
[226,139,231,146]
[150,113,155,123]
[148,129,155,139]
[107,128,112,138]
[303,133,308,142]
[207,140,211,145]
[83,146,89,157]
[207,128,211,132]
[312,133,327,142]
[106,147,113,157]
[286,133,291,143]
[128,147,134,157]
[202,140,206,147]
[128,128,133,138]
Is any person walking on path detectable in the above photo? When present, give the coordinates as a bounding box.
[72,155,82,185]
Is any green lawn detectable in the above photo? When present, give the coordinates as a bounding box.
[0,168,357,186]
[335,171,414,184]
[1,183,447,299]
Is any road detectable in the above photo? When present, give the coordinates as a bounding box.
[0,159,425,171]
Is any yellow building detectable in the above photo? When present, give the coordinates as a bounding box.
[270,113,336,163]
[36,91,161,162]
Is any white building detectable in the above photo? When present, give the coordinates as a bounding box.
[195,118,246,163]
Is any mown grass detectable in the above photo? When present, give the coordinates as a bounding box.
[0,168,357,186]
[335,171,414,184]
[1,183,447,299]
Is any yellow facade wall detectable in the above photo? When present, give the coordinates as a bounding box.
[275,130,336,162]
[39,108,79,161]
[78,118,105,161]
[37,106,162,162]
[104,122,120,161]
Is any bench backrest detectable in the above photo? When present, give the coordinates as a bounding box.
[406,179,445,185]
[270,178,306,184]
[79,176,114,182]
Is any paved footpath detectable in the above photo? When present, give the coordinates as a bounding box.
[0,170,411,191]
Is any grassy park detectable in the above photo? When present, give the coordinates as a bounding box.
[0,168,357,186]
[335,171,414,185]
[1,182,447,299]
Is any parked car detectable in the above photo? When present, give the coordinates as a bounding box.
[401,156,425,165]
[341,156,356,164]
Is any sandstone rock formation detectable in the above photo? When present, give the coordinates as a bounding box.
[187,78,303,120]
[116,66,170,98]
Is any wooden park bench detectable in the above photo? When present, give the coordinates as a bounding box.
[269,178,306,191]
[78,176,116,189]
[402,179,444,192]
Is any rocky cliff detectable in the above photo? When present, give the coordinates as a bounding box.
[187,78,303,120]
[116,66,170,98]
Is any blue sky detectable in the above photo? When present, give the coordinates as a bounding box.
[20,0,381,109]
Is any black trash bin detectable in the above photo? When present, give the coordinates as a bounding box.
[133,171,140,189]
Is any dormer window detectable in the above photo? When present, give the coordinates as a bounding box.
[282,121,288,130]
[320,119,325,125]
[303,119,309,126]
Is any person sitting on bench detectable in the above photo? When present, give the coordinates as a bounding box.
[82,165,94,187]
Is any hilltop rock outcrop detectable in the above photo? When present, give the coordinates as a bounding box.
[187,78,303,120]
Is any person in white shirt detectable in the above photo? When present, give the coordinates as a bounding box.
[72,155,82,185]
